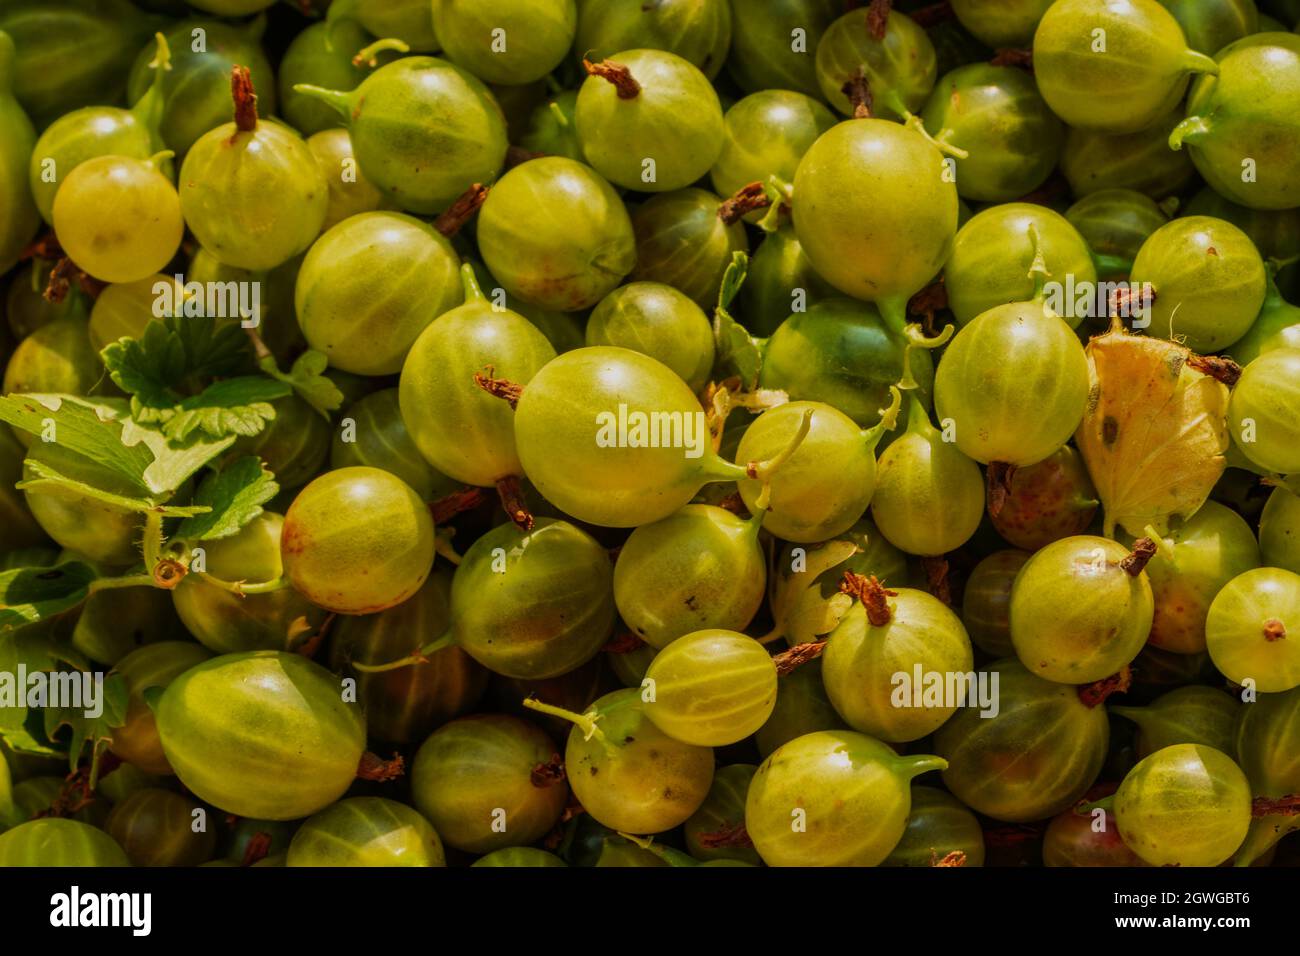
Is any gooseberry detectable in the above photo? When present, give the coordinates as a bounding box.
[1260,486,1300,574]
[574,0,733,80]
[961,550,1030,659]
[1065,188,1173,282]
[277,20,369,138]
[105,788,217,867]
[330,389,459,504]
[815,8,937,120]
[1228,348,1300,475]
[287,797,446,867]
[1232,686,1300,865]
[1205,566,1300,692]
[433,0,577,85]
[587,282,715,392]
[882,786,986,867]
[988,446,1099,551]
[110,641,213,776]
[629,188,748,309]
[1060,109,1199,199]
[1110,685,1240,758]
[0,818,128,867]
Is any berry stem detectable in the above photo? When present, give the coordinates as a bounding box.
[1119,538,1157,577]
[291,83,354,121]
[841,68,874,119]
[772,640,827,676]
[434,184,488,237]
[522,697,607,744]
[356,752,405,782]
[495,475,535,532]
[530,757,567,788]
[583,58,641,99]
[1264,619,1287,642]
[841,571,897,626]
[1078,666,1133,707]
[1168,115,1212,150]
[867,0,893,40]
[696,821,753,849]
[718,182,771,226]
[133,32,172,128]
[986,461,1017,517]
[352,37,410,69]
[861,386,903,451]
[351,630,456,673]
[894,754,948,780]
[231,65,258,133]
[430,486,488,524]
[475,368,525,408]
[745,408,813,481]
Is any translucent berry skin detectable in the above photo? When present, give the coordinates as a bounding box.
[53,155,182,284]
[944,204,1096,329]
[1042,790,1148,867]
[277,20,369,138]
[514,347,746,528]
[614,504,765,649]
[1010,536,1154,685]
[1060,110,1198,200]
[307,129,388,232]
[576,49,724,193]
[564,689,714,834]
[934,299,1090,468]
[1066,188,1172,282]
[1136,500,1261,655]
[287,797,445,867]
[333,0,440,52]
[109,642,213,776]
[3,314,102,400]
[433,0,577,86]
[399,289,556,488]
[989,447,1099,551]
[950,0,1053,48]
[296,212,461,376]
[961,550,1031,659]
[643,629,777,746]
[330,389,459,504]
[629,188,747,310]
[451,519,616,680]
[410,715,567,854]
[1160,0,1257,55]
[231,395,331,491]
[745,729,946,867]
[737,223,839,338]
[1130,216,1267,353]
[1228,349,1300,476]
[736,401,878,544]
[296,57,508,216]
[587,282,715,392]
[574,0,733,81]
[920,63,1063,203]
[281,467,436,616]
[1173,33,1300,210]
[1206,567,1300,693]
[106,788,217,867]
[1032,0,1218,134]
[822,589,974,743]
[156,651,367,821]
[1228,273,1300,369]
[1115,743,1252,867]
[0,819,128,867]
[815,9,937,119]
[934,660,1110,822]
[1232,685,1300,865]
[882,786,986,867]
[1111,685,1239,759]
[1260,486,1300,575]
[477,157,637,312]
[792,119,958,317]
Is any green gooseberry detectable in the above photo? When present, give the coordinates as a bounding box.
[71,584,179,666]
[473,847,567,867]
[399,264,556,488]
[642,629,778,746]
[410,714,568,854]
[232,395,330,491]
[1158,0,1259,54]
[174,512,326,654]
[477,156,636,312]
[882,786,986,867]
[1228,349,1300,476]
[0,818,128,867]
[573,0,733,80]
[934,659,1110,822]
[614,503,766,650]
[1065,188,1174,281]
[1032,0,1219,134]
[1260,485,1300,574]
[327,0,440,52]
[683,764,760,865]
[1232,686,1300,865]
[295,57,508,216]
[962,550,1031,659]
[759,298,934,428]
[607,640,658,689]
[709,90,837,222]
[791,118,958,330]
[822,577,974,742]
[331,389,459,503]
[1206,567,1300,692]
[736,222,838,338]
[433,0,577,85]
[1134,500,1261,655]
[109,641,214,776]
[586,282,714,393]
[575,49,724,193]
[5,263,85,341]
[736,397,896,544]
[1114,743,1252,867]
[1010,535,1155,685]
[156,650,367,821]
[1130,215,1267,353]
[920,63,1063,203]
[754,658,848,758]
[520,90,582,161]
[28,33,170,226]
[277,20,370,138]
[307,129,388,232]
[87,275,181,352]
[529,688,714,834]
[287,797,445,867]
[726,0,840,96]
[0,425,48,550]
[106,788,217,867]
[950,0,1053,47]
[125,18,276,157]
[330,570,488,745]
[986,444,1099,549]
[296,212,461,376]
[815,8,938,119]
[944,203,1097,328]
[745,729,946,867]
[1111,685,1240,758]
[869,393,985,557]
[3,314,103,399]
[1061,109,1199,199]
[1171,33,1300,210]
[629,188,747,310]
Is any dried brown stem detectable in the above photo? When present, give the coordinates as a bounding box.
[841,68,874,118]
[1264,619,1287,642]
[1187,354,1242,387]
[506,145,546,168]
[991,48,1033,70]
[1252,794,1300,817]
[583,58,641,99]
[356,751,405,782]
[907,277,948,335]
[697,822,754,849]
[430,487,489,524]
[867,0,893,39]
[604,632,646,654]
[241,831,273,867]
[495,475,534,532]
[530,756,567,788]
[986,462,1017,518]
[231,65,258,133]
[932,850,967,867]
[151,558,187,590]
[474,366,525,408]
[1120,538,1157,577]
[434,184,488,237]
[840,571,897,626]
[718,182,772,226]
[921,555,952,606]
[772,640,828,676]
[1078,666,1133,708]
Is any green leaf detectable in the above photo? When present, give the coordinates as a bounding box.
[44,673,129,774]
[261,350,344,418]
[0,396,151,492]
[0,750,13,826]
[0,563,99,634]
[102,313,252,409]
[159,376,288,443]
[18,458,207,520]
[712,253,765,389]
[0,625,89,746]
[176,456,279,542]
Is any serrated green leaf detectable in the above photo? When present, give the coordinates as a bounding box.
[768,540,859,646]
[160,376,288,443]
[17,458,207,519]
[0,564,99,634]
[102,313,252,407]
[261,351,344,418]
[176,456,279,541]
[712,253,765,388]
[0,396,150,490]
[44,673,128,774]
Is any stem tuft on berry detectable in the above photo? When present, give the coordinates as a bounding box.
[841,68,874,119]
[583,58,641,99]
[1264,618,1287,642]
[356,751,405,782]
[230,65,258,134]
[1077,666,1133,707]
[867,0,893,40]
[718,182,771,226]
[840,571,897,626]
[530,756,567,788]
[495,475,534,532]
[772,640,828,676]
[1120,538,1157,577]
[434,184,489,237]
